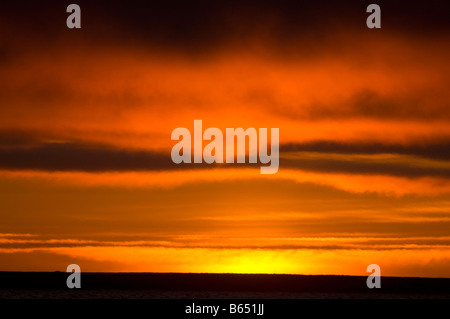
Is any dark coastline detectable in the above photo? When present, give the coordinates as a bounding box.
[1,272,449,299]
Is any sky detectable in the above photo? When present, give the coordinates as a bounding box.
[1,0,450,277]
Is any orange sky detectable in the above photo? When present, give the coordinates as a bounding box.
[1,1,450,277]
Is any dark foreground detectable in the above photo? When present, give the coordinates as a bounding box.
[1,272,450,299]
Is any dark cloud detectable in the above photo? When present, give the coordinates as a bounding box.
[281,140,450,161]
[281,155,450,178]
[1,0,449,56]
[280,140,450,178]
[1,138,450,179]
[0,142,178,172]
[0,141,260,172]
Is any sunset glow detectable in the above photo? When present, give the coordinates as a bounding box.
[1,1,450,278]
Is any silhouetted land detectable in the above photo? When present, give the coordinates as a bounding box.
[1,272,450,299]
